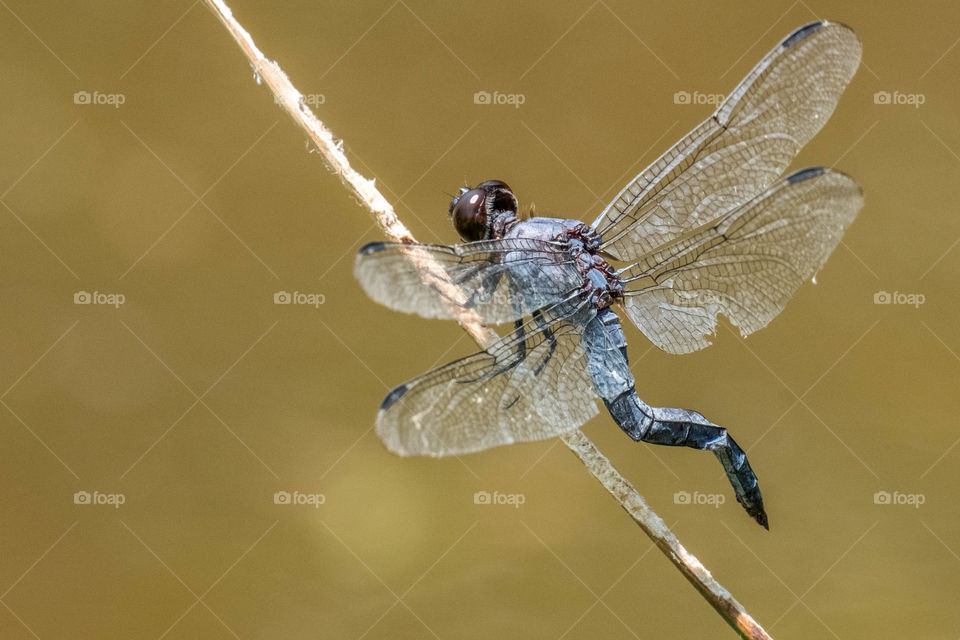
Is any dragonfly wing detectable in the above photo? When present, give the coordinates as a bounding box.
[620,167,862,354]
[355,239,583,325]
[594,21,861,262]
[376,300,601,456]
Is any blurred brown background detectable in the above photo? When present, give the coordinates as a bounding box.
[1,1,958,638]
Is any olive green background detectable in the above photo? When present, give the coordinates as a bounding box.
[1,1,958,638]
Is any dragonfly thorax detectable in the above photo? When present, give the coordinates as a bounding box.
[500,214,622,310]
[579,251,623,309]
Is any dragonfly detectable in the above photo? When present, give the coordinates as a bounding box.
[354,21,863,528]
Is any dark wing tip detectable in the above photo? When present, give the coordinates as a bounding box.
[785,167,863,199]
[786,166,827,184]
[380,384,408,411]
[782,20,859,50]
[782,21,824,48]
[358,241,387,256]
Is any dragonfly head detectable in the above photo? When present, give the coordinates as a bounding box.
[448,180,518,242]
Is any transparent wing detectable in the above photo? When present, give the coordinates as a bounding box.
[619,167,862,354]
[594,21,861,261]
[376,300,601,456]
[355,239,583,324]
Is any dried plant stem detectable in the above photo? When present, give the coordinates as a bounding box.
[203,1,772,637]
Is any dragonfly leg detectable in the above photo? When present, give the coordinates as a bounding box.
[605,391,768,529]
[531,310,558,376]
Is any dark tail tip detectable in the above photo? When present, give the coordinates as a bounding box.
[738,494,769,530]
[749,504,770,530]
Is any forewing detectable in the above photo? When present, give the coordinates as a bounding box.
[376,302,600,456]
[620,168,862,354]
[594,21,861,261]
[355,239,583,324]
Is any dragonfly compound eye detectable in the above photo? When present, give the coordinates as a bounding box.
[475,180,518,215]
[451,188,488,242]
